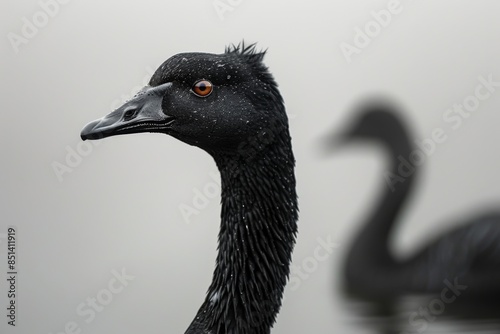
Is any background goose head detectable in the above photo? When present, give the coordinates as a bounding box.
[81,44,287,158]
[334,101,411,154]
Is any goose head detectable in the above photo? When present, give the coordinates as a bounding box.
[80,44,287,158]
[80,43,298,334]
[333,101,410,155]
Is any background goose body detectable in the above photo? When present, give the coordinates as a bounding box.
[339,104,500,299]
[81,44,298,334]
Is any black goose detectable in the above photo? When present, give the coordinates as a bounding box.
[336,102,500,300]
[81,44,298,334]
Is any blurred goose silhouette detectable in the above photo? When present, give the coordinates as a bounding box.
[335,101,500,300]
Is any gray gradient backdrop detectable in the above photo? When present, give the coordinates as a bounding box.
[2,1,500,333]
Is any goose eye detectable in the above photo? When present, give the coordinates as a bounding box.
[192,80,213,97]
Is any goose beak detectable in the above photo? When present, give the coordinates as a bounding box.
[81,83,174,141]
[318,131,349,155]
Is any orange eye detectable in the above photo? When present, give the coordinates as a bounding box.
[192,80,213,97]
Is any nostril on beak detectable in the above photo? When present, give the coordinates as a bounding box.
[123,107,138,121]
